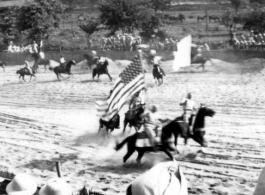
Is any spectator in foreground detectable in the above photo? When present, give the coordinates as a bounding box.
[127,161,188,195]
[39,178,72,195]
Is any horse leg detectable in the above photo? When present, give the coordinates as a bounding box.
[106,73,112,81]
[56,73,61,81]
[162,147,174,161]
[136,150,145,164]
[123,119,129,134]
[22,76,26,82]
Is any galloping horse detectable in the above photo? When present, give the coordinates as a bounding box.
[83,54,99,71]
[192,57,213,71]
[31,52,51,71]
[115,106,215,164]
[153,65,165,85]
[0,61,6,72]
[53,60,76,81]
[92,60,112,81]
[98,114,120,137]
[123,105,145,134]
[16,64,37,82]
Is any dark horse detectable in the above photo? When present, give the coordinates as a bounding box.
[16,64,37,82]
[98,114,120,137]
[153,65,165,85]
[0,61,6,72]
[53,60,76,81]
[83,53,100,72]
[191,56,213,71]
[123,105,145,134]
[115,106,215,164]
[92,60,112,81]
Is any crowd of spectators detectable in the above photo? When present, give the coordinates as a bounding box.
[4,40,43,53]
[231,30,265,51]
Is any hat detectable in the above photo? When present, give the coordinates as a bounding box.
[6,173,37,195]
[39,178,72,195]
[150,49,156,55]
[129,161,188,195]
[91,50,97,55]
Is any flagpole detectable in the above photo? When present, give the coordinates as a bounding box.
[138,49,146,105]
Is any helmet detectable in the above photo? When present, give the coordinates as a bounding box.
[149,105,158,113]
[150,49,156,55]
[92,50,97,55]
[187,93,192,99]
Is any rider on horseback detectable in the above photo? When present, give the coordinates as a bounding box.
[60,55,66,68]
[150,50,165,77]
[24,58,33,75]
[179,92,197,136]
[141,105,167,150]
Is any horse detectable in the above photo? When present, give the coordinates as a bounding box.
[0,61,6,72]
[83,53,99,71]
[31,52,54,71]
[191,56,213,72]
[197,15,206,22]
[209,15,220,23]
[53,60,76,81]
[115,106,215,164]
[16,64,37,82]
[98,114,120,137]
[123,105,145,134]
[92,60,112,81]
[152,65,165,85]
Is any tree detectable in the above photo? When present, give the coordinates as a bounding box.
[249,0,265,4]
[230,0,241,13]
[0,7,22,44]
[98,0,152,33]
[150,0,171,13]
[79,18,100,49]
[17,0,63,42]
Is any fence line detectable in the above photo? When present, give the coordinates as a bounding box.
[1,50,265,66]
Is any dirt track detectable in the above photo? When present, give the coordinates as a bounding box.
[0,61,265,195]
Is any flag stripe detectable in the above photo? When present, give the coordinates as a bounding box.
[95,54,145,121]
[102,76,145,120]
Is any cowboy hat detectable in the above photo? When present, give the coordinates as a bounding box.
[39,178,72,195]
[91,50,97,55]
[6,173,37,195]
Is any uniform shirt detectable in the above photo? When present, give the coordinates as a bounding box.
[60,57,66,63]
[180,98,196,111]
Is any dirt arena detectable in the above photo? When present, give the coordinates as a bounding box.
[0,58,265,195]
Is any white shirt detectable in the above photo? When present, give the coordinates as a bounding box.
[181,98,196,111]
[60,57,66,63]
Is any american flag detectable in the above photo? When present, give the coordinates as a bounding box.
[95,54,145,121]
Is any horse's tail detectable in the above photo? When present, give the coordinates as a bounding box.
[16,70,20,74]
[49,67,54,71]
[115,136,131,151]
